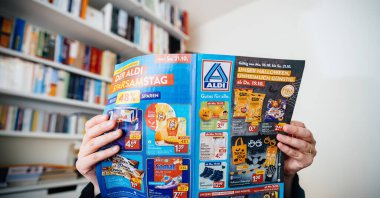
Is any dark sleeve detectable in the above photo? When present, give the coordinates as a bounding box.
[291,174,305,198]
[79,183,101,198]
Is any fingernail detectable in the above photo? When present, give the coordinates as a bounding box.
[277,134,284,140]
[113,130,120,136]
[283,124,289,131]
[102,114,108,119]
[107,121,114,126]
[112,146,119,151]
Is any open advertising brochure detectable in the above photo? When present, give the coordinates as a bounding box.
[96,53,305,198]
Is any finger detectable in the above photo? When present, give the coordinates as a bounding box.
[79,129,122,158]
[83,120,116,144]
[290,120,306,128]
[277,134,312,153]
[277,142,305,160]
[85,115,109,131]
[283,124,315,143]
[76,145,120,175]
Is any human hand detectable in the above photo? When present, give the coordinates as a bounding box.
[276,121,317,177]
[76,115,122,193]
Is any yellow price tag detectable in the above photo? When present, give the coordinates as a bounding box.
[178,138,190,144]
[236,164,249,171]
[177,185,188,192]
[179,165,188,171]
[255,169,265,174]
[130,131,141,140]
[116,90,140,105]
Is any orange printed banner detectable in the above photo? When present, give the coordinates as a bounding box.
[113,66,147,84]
[110,74,174,94]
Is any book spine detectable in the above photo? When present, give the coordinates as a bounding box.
[22,108,32,132]
[12,18,26,51]
[102,3,112,32]
[111,7,119,35]
[21,23,32,54]
[42,32,50,59]
[0,17,14,48]
[36,30,44,57]
[80,0,88,19]
[83,46,91,71]
[78,76,85,101]
[89,47,98,73]
[67,73,75,99]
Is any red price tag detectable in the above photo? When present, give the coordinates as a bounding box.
[173,190,187,198]
[125,138,141,150]
[174,143,188,153]
[252,173,264,184]
[275,124,284,132]
[213,181,225,188]
[130,179,142,190]
[248,125,258,133]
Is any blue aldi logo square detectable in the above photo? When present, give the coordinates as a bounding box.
[202,60,232,92]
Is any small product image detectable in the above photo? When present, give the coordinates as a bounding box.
[245,93,266,123]
[200,132,228,161]
[229,135,282,187]
[147,157,190,198]
[108,107,143,151]
[264,99,287,122]
[146,103,191,155]
[233,89,253,118]
[98,152,145,195]
[199,162,227,190]
[199,101,229,130]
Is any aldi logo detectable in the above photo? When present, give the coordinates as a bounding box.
[202,60,232,91]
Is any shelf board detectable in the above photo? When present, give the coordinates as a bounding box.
[104,0,189,41]
[0,47,112,83]
[0,131,83,140]
[0,89,105,111]
[0,178,88,195]
[0,0,148,59]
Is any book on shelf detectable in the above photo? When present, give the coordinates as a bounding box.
[0,16,14,48]
[0,13,118,79]
[0,104,96,135]
[101,2,185,53]
[85,5,104,30]
[0,164,79,188]
[0,55,110,105]
[3,165,43,187]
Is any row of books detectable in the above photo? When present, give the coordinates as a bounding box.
[139,0,189,35]
[0,14,117,78]
[102,3,184,54]
[0,56,109,105]
[0,104,95,135]
[0,164,78,188]
[42,0,89,20]
[44,0,189,36]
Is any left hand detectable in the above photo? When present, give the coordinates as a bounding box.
[276,121,317,176]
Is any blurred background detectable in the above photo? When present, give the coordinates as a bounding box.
[0,0,379,197]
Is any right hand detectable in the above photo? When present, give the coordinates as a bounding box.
[76,115,122,193]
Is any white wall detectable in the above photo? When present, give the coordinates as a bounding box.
[189,0,380,197]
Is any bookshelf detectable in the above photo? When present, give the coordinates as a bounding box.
[0,88,105,111]
[0,47,112,83]
[0,178,88,195]
[0,0,190,196]
[0,0,149,59]
[0,131,83,141]
[96,0,190,41]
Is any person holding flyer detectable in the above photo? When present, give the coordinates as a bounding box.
[76,115,317,198]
